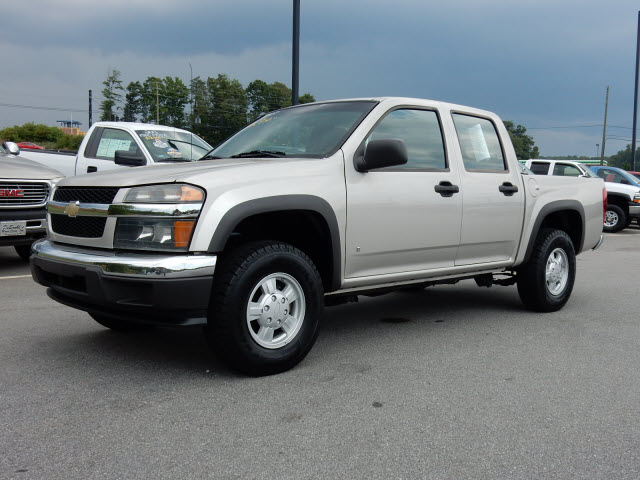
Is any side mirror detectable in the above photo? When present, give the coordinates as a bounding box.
[620,178,631,185]
[114,150,146,167]
[354,139,408,172]
[3,142,20,155]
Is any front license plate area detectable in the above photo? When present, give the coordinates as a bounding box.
[0,221,27,237]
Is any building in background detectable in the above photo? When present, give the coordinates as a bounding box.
[56,120,85,136]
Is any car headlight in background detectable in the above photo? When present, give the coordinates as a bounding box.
[114,183,205,251]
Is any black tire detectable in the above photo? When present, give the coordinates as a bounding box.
[517,228,576,312]
[90,314,151,332]
[14,244,32,261]
[207,241,324,376]
[603,204,627,233]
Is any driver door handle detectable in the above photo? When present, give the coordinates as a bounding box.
[434,181,460,197]
[499,182,518,196]
[87,166,98,173]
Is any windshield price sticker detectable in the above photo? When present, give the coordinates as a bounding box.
[1,221,27,237]
[141,131,169,140]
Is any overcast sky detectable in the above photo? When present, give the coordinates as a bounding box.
[0,0,637,156]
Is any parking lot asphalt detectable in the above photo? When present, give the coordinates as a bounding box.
[1,228,640,480]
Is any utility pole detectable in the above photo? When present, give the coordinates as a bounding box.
[292,0,300,106]
[600,86,609,166]
[88,89,92,128]
[632,11,640,171]
[156,82,160,125]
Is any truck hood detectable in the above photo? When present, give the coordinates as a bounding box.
[0,154,64,180]
[56,158,301,188]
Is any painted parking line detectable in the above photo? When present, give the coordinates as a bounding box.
[0,274,32,280]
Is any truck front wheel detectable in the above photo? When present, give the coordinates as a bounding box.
[517,228,576,312]
[207,241,324,376]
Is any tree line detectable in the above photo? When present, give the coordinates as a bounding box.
[100,69,315,146]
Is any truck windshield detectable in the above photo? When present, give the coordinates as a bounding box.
[204,101,377,160]
[136,130,212,162]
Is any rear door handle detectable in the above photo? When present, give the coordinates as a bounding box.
[434,181,460,197]
[499,182,518,196]
[87,166,97,173]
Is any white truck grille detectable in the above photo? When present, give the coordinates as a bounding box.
[0,181,50,207]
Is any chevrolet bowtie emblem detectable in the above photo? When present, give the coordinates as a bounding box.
[64,201,81,217]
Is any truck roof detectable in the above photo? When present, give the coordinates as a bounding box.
[92,122,194,134]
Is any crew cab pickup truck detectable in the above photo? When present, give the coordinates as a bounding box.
[524,159,640,232]
[0,142,63,260]
[30,98,605,375]
[18,122,212,177]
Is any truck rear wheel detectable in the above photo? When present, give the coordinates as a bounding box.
[207,241,324,376]
[517,228,576,312]
[603,204,626,233]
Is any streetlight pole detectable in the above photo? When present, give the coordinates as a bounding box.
[189,61,194,129]
[292,0,300,106]
[632,11,640,171]
[600,86,609,166]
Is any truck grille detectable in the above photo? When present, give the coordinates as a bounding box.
[50,215,107,238]
[0,182,50,207]
[53,187,119,204]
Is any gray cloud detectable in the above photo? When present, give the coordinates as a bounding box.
[1,0,637,156]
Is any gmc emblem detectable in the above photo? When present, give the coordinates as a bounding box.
[0,189,24,197]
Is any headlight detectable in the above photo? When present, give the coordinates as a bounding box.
[114,218,196,251]
[114,183,204,251]
[125,184,204,203]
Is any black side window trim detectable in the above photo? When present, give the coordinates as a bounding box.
[83,127,104,159]
[451,111,509,173]
[356,105,450,172]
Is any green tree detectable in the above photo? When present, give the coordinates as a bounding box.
[139,76,163,123]
[190,76,209,138]
[0,123,63,143]
[503,121,539,160]
[206,74,248,145]
[161,76,189,127]
[246,79,271,119]
[608,144,640,169]
[122,81,142,122]
[100,69,125,121]
[298,93,316,104]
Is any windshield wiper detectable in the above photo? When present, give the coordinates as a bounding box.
[199,153,223,160]
[230,150,287,158]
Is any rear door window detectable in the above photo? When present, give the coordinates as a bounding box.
[529,162,550,175]
[452,114,506,171]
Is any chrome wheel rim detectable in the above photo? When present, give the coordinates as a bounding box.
[246,272,306,349]
[604,210,618,227]
[545,247,569,296]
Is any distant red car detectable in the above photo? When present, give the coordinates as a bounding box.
[629,171,640,180]
[17,142,44,150]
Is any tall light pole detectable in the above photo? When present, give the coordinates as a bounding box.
[292,0,300,106]
[189,61,194,129]
[600,86,609,166]
[632,11,640,171]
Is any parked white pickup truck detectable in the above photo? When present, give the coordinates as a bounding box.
[31,98,605,375]
[524,159,640,232]
[18,122,212,177]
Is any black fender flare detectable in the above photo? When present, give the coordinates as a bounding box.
[207,195,342,291]
[523,200,585,263]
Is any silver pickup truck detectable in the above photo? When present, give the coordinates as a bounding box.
[0,143,63,260]
[30,98,605,375]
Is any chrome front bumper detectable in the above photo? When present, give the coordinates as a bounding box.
[31,239,216,279]
[629,204,640,217]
